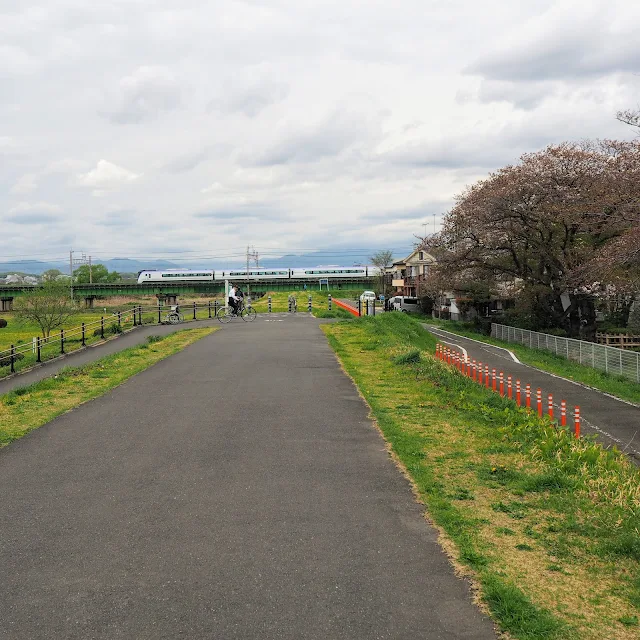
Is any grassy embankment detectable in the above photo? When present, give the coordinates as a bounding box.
[323,313,640,640]
[424,318,640,405]
[0,327,215,447]
[249,290,356,318]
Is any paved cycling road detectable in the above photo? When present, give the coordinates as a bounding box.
[0,315,496,639]
[0,313,313,397]
[428,326,640,465]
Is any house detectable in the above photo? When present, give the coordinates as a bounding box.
[388,249,437,297]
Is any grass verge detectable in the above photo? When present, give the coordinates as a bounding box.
[249,290,360,316]
[322,314,640,640]
[0,327,216,448]
[424,318,640,405]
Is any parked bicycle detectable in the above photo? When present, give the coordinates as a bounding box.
[217,300,257,323]
[162,306,185,325]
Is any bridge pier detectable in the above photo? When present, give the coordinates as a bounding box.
[84,296,95,309]
[0,297,14,311]
[165,294,178,307]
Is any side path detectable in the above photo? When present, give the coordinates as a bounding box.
[428,326,640,465]
[0,319,219,396]
[0,315,496,640]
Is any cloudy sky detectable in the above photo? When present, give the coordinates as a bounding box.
[2,0,639,265]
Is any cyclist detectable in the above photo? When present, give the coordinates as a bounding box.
[235,287,245,312]
[228,285,239,315]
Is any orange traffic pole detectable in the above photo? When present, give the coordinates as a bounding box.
[515,380,521,406]
[507,375,512,400]
[560,400,566,427]
[492,369,497,392]
[574,406,581,438]
[499,372,504,397]
[547,394,554,421]
[466,359,471,377]
[485,365,490,388]
[472,360,477,381]
[537,389,543,417]
[525,384,531,409]
[478,362,483,385]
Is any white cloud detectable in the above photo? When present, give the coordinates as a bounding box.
[76,160,141,193]
[10,173,38,194]
[102,65,181,124]
[8,201,61,214]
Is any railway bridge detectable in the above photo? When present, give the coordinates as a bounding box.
[0,277,375,310]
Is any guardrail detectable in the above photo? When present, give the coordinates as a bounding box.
[491,323,640,383]
[0,301,225,378]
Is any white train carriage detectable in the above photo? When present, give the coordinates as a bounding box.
[214,269,291,281]
[290,266,369,279]
[137,270,214,284]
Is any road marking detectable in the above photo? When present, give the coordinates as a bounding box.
[437,338,468,362]
[427,326,521,363]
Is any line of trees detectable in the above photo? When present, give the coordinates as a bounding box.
[420,137,640,340]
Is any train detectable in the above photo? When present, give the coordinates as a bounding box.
[136,266,376,284]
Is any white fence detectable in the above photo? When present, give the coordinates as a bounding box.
[491,323,640,383]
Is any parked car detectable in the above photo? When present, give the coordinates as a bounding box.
[390,296,420,313]
[359,290,376,303]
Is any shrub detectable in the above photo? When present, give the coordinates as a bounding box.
[393,349,421,364]
[146,335,162,344]
[0,352,25,367]
[0,318,7,328]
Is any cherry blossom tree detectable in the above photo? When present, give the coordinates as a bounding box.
[422,140,640,338]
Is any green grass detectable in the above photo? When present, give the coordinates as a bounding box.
[0,327,216,447]
[0,304,221,378]
[424,318,640,405]
[249,290,363,314]
[323,313,640,640]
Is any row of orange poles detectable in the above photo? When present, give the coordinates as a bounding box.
[435,344,580,437]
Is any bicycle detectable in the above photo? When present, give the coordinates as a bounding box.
[217,300,257,323]
[162,306,185,325]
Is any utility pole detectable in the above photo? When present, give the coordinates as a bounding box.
[246,245,259,301]
[69,250,74,300]
[89,255,92,284]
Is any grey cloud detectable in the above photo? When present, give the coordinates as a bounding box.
[103,66,181,124]
[194,204,289,221]
[467,21,640,83]
[209,78,289,118]
[380,140,514,170]
[474,80,551,110]
[245,111,374,167]
[6,213,61,224]
[364,203,448,223]
[97,210,137,227]
[163,149,209,173]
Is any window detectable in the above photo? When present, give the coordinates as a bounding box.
[419,251,424,260]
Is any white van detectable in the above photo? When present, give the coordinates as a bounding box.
[390,296,420,313]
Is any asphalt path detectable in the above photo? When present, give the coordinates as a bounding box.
[0,314,496,639]
[427,326,640,465]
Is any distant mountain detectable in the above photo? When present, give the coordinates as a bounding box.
[0,248,411,276]
[0,260,66,276]
[101,258,182,273]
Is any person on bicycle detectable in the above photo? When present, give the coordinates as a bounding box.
[228,285,239,315]
[235,287,245,312]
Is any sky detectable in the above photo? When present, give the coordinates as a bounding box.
[2,0,639,266]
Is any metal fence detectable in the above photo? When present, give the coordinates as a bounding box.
[491,323,640,383]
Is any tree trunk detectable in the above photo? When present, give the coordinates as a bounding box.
[578,297,597,341]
